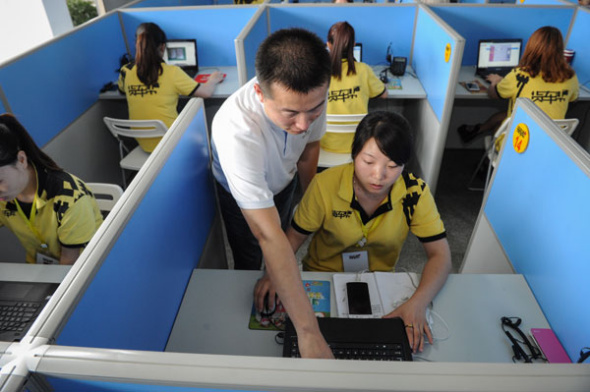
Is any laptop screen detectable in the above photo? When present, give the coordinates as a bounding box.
[353,43,362,63]
[477,39,522,70]
[163,39,198,68]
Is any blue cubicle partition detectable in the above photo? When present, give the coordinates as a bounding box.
[267,4,415,66]
[566,7,590,90]
[55,100,216,351]
[0,13,126,146]
[240,7,268,83]
[484,99,590,362]
[413,6,461,122]
[127,0,216,6]
[119,7,257,68]
[430,5,575,66]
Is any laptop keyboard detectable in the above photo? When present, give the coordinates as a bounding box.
[0,302,40,332]
[287,339,407,361]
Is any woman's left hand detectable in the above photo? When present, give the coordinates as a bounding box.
[383,299,432,353]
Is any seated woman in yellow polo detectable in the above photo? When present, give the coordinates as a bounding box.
[118,22,223,153]
[0,114,103,265]
[323,21,387,154]
[255,111,451,353]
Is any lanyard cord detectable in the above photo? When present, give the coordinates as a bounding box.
[13,168,48,249]
[353,208,384,247]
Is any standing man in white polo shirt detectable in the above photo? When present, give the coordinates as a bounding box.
[211,28,332,359]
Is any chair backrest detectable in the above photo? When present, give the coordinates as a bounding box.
[325,114,366,134]
[554,118,579,137]
[103,117,168,140]
[87,182,124,215]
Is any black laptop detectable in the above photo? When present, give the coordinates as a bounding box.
[476,39,522,78]
[0,281,59,342]
[283,317,413,361]
[163,39,199,77]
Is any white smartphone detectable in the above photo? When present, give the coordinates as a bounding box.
[346,282,373,318]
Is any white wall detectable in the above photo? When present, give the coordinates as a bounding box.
[0,0,73,65]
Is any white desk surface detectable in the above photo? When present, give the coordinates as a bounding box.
[371,65,427,99]
[99,66,239,100]
[0,263,70,283]
[457,65,590,101]
[166,269,549,363]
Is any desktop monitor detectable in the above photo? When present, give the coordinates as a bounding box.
[476,39,522,76]
[353,43,362,63]
[162,39,198,71]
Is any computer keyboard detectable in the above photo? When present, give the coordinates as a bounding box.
[287,339,407,361]
[0,301,40,332]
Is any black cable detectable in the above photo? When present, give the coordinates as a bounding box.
[501,317,545,362]
[577,347,590,363]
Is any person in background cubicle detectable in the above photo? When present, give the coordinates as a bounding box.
[118,22,223,153]
[323,21,387,155]
[211,28,333,359]
[255,111,452,354]
[458,26,579,145]
[0,114,103,265]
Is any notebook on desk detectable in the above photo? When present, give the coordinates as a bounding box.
[0,281,59,342]
[163,39,199,77]
[283,316,413,361]
[476,39,522,78]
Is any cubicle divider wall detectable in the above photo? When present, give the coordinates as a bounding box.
[236,6,268,85]
[126,0,218,7]
[119,6,256,68]
[430,4,575,67]
[430,3,580,149]
[406,5,464,192]
[265,3,463,191]
[44,99,216,353]
[0,13,127,147]
[461,98,590,364]
[566,7,590,95]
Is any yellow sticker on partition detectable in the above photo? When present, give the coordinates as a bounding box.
[445,43,452,63]
[520,0,525,3]
[513,123,530,153]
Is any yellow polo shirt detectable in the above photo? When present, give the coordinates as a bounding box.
[323,61,386,153]
[118,62,199,152]
[293,163,446,272]
[0,167,103,263]
[496,69,579,119]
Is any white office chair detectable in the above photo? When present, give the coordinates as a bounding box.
[86,182,124,217]
[468,117,579,191]
[318,114,366,168]
[103,117,168,188]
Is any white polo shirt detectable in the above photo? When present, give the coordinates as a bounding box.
[211,78,326,209]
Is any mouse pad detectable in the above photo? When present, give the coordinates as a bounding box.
[248,280,331,331]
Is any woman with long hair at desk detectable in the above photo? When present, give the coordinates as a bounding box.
[458,26,579,144]
[118,22,223,153]
[0,114,103,265]
[322,21,387,154]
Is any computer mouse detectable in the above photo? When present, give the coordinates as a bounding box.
[261,293,276,317]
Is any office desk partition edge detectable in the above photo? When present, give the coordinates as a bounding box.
[410,6,464,192]
[482,99,590,362]
[51,99,215,352]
